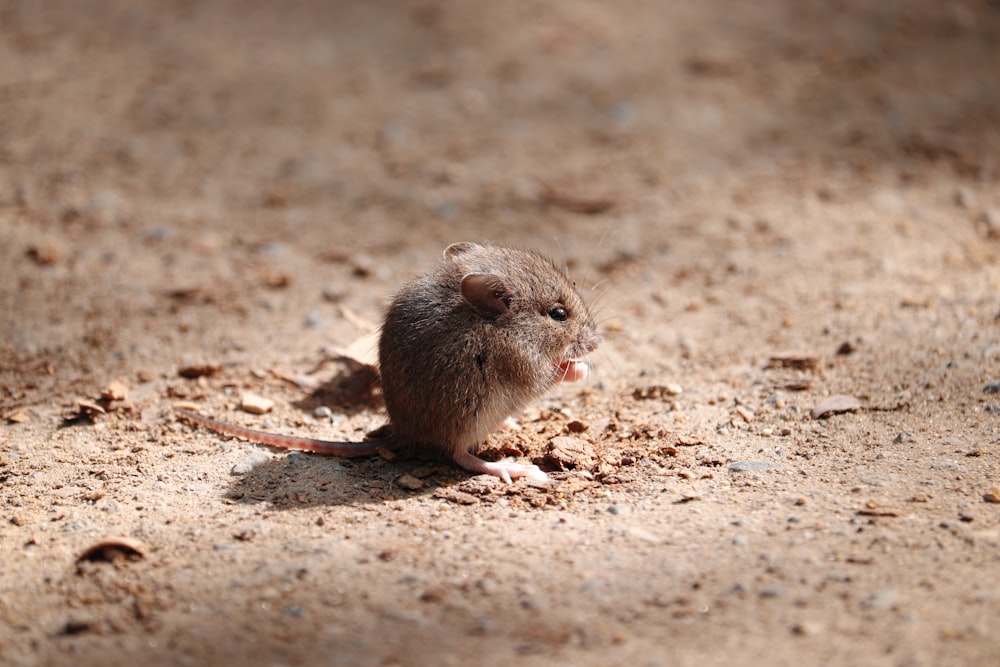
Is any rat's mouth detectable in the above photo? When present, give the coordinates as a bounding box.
[554,358,589,382]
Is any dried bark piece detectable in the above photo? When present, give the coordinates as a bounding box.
[77,537,146,566]
[766,355,820,372]
[178,363,222,379]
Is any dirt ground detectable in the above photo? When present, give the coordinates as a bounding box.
[2,1,1000,665]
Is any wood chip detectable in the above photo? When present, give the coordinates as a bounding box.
[811,394,862,419]
[260,270,292,288]
[735,405,755,423]
[337,306,376,333]
[7,410,30,424]
[239,393,274,415]
[26,239,64,265]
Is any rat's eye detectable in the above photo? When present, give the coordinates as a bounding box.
[548,305,569,322]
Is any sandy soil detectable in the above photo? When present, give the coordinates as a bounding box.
[2,1,1000,665]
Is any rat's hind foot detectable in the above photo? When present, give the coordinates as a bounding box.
[452,449,548,484]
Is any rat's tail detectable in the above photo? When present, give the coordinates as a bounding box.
[175,408,383,456]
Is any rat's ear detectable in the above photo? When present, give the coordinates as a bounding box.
[461,273,511,316]
[444,242,477,260]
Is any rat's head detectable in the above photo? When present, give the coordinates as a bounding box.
[445,242,601,383]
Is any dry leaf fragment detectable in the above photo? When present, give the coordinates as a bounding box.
[545,436,597,470]
[334,331,380,368]
[337,306,376,333]
[811,395,862,419]
[539,183,615,215]
[857,501,900,517]
[64,401,106,422]
[101,379,129,402]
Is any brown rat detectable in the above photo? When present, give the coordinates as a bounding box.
[177,241,600,483]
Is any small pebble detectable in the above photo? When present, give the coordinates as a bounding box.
[954,186,975,209]
[893,431,915,444]
[322,285,346,302]
[760,585,789,598]
[395,474,425,491]
[607,505,624,515]
[351,254,375,277]
[791,621,823,637]
[861,588,898,610]
[983,381,1000,394]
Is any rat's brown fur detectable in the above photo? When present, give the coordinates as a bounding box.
[178,242,600,482]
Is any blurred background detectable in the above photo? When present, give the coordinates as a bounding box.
[2,0,998,392]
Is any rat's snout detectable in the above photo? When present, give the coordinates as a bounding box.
[581,328,602,354]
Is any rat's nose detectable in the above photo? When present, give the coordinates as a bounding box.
[578,329,601,354]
